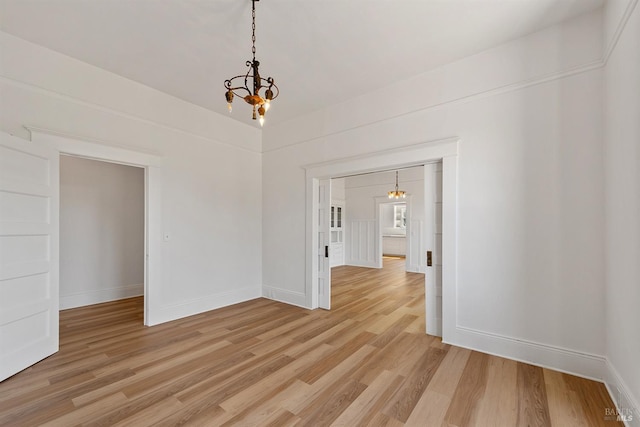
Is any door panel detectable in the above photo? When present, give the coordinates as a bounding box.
[318,179,331,310]
[424,162,443,336]
[0,132,59,381]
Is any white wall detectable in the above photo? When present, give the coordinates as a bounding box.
[331,177,345,201]
[381,204,395,230]
[263,9,607,378]
[1,32,263,325]
[604,0,640,422]
[381,204,405,236]
[60,156,144,309]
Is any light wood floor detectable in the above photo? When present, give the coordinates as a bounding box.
[0,258,620,426]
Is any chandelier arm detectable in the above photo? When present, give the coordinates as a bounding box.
[225,77,277,99]
[244,60,253,93]
[225,75,251,88]
[228,88,253,97]
[264,78,279,99]
[225,76,252,92]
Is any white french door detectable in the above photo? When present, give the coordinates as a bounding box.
[0,132,59,381]
[318,179,331,309]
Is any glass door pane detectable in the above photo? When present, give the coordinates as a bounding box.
[330,206,335,228]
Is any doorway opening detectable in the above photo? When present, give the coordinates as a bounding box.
[305,137,458,338]
[328,165,433,330]
[59,155,145,321]
[29,129,162,326]
[380,201,408,261]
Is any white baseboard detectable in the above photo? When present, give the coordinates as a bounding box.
[604,360,640,427]
[262,285,309,309]
[407,264,423,273]
[345,260,379,269]
[147,285,261,326]
[447,326,606,382]
[60,283,143,310]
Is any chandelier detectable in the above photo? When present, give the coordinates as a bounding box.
[388,171,406,199]
[224,0,279,126]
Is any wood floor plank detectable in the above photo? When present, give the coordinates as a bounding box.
[281,318,355,359]
[516,362,552,427]
[425,345,471,398]
[41,392,129,427]
[370,314,418,348]
[331,370,404,427]
[297,378,367,426]
[218,343,335,414]
[352,332,422,386]
[71,340,239,408]
[176,354,295,405]
[262,408,301,427]
[404,389,451,427]
[218,379,311,426]
[474,355,518,426]
[284,344,377,415]
[111,395,184,427]
[0,369,136,426]
[365,305,411,335]
[296,331,375,384]
[442,350,489,426]
[382,345,447,422]
[563,372,619,427]
[155,399,226,427]
[544,368,587,427]
[0,258,622,426]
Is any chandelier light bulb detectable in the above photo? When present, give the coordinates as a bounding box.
[227,103,233,113]
[264,100,270,112]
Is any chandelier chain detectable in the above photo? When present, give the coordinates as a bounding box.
[251,0,256,60]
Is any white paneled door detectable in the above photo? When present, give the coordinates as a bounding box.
[318,179,331,310]
[424,163,443,336]
[0,132,59,381]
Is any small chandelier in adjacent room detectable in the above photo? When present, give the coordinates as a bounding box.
[388,171,406,199]
[224,0,279,126]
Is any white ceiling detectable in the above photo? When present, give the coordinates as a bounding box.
[0,0,603,128]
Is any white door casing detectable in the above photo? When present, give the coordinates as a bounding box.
[318,179,331,310]
[0,132,59,381]
[27,128,162,326]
